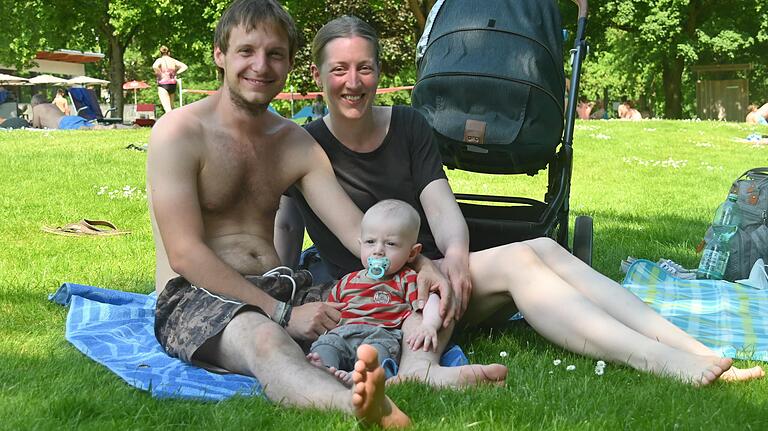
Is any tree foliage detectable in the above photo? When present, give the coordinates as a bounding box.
[4,0,765,120]
[284,0,418,94]
[0,0,220,117]
[578,0,768,118]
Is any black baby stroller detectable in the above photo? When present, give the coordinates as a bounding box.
[412,0,592,264]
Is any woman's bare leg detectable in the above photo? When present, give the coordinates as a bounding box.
[464,242,733,385]
[393,312,508,387]
[519,238,763,380]
[158,87,172,113]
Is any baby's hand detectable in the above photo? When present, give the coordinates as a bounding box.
[406,324,438,352]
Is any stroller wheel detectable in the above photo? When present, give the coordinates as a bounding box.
[573,216,593,266]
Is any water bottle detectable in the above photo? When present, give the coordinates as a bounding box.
[697,193,741,280]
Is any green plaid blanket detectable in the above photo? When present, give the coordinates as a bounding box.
[622,259,768,362]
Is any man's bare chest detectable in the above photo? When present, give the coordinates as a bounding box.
[197,147,288,215]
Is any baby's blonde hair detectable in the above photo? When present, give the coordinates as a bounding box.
[363,199,421,242]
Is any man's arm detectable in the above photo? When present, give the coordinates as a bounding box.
[295,142,362,257]
[419,179,472,320]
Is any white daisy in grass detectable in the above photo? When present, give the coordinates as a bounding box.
[499,351,508,358]
[98,185,147,200]
[553,359,562,366]
[566,365,576,371]
[595,360,606,376]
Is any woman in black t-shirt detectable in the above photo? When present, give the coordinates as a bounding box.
[276,16,763,385]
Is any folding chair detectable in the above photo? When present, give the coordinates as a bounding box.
[134,103,156,127]
[69,87,123,125]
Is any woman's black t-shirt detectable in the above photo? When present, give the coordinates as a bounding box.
[287,106,447,279]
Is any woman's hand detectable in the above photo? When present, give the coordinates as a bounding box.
[440,250,472,320]
[412,255,454,327]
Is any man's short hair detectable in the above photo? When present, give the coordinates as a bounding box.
[214,0,298,76]
[31,94,48,107]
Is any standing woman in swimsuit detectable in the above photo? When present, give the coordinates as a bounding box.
[152,46,188,113]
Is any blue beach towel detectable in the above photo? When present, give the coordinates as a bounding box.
[50,283,468,401]
[622,259,768,361]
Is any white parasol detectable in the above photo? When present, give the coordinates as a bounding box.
[28,74,69,85]
[0,73,29,85]
[67,75,110,86]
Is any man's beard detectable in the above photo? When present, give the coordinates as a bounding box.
[228,85,272,117]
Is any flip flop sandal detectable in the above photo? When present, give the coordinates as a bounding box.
[42,219,130,236]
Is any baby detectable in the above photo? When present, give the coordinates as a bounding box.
[308,199,442,383]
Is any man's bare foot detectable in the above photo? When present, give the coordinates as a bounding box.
[719,365,765,382]
[389,362,508,388]
[351,344,410,429]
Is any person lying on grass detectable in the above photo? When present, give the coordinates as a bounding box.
[276,14,764,387]
[30,94,133,130]
[746,103,768,125]
[307,200,443,385]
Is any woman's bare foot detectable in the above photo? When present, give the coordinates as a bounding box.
[719,365,765,382]
[351,344,410,429]
[389,361,508,388]
[640,351,733,386]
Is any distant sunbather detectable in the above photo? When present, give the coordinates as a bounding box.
[746,103,768,125]
[618,101,642,120]
[53,88,70,115]
[30,94,133,130]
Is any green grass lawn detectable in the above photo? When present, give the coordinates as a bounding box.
[1,120,767,430]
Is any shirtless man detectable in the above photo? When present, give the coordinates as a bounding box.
[147,0,410,427]
[31,94,130,130]
[30,94,92,129]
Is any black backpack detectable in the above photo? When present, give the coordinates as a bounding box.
[412,0,566,175]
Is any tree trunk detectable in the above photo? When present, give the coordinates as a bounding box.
[107,34,125,120]
[662,56,684,119]
[407,0,436,35]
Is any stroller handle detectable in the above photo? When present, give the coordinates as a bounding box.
[570,0,588,18]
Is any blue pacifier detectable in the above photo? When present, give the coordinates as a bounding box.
[366,256,390,280]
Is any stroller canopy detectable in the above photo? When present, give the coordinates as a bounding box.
[413,0,566,174]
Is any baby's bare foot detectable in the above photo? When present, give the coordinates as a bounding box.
[351,344,410,429]
[306,353,353,387]
[306,352,324,368]
[335,369,353,387]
